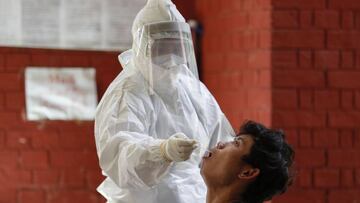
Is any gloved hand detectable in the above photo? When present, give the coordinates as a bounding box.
[160,133,198,162]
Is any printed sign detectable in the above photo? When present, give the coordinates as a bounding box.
[25,67,98,120]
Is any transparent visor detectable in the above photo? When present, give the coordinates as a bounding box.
[142,22,199,79]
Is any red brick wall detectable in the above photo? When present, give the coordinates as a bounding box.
[271,0,360,202]
[195,0,273,129]
[0,47,121,203]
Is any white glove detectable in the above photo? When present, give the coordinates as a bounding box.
[160,133,198,162]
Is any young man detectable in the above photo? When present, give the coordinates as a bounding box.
[201,120,295,203]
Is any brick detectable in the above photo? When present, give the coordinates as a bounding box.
[299,91,313,110]
[31,53,62,66]
[273,10,299,28]
[283,129,298,147]
[19,190,45,203]
[273,0,326,9]
[219,34,232,52]
[258,31,271,49]
[314,90,339,109]
[357,13,360,29]
[0,151,19,169]
[0,55,4,71]
[226,13,249,31]
[272,189,325,203]
[329,112,360,128]
[61,53,90,66]
[20,151,49,169]
[356,91,360,109]
[242,71,258,87]
[203,74,219,92]
[0,93,4,111]
[356,52,360,69]
[273,30,324,48]
[329,0,360,9]
[296,149,326,167]
[60,169,85,188]
[341,51,355,68]
[272,50,297,68]
[328,31,360,49]
[47,191,98,203]
[341,90,354,109]
[340,130,354,147]
[341,169,354,187]
[7,131,31,149]
[32,132,59,149]
[233,31,258,51]
[50,151,83,168]
[0,132,3,148]
[274,70,325,88]
[329,149,360,167]
[299,130,312,147]
[0,73,22,91]
[328,71,360,88]
[299,50,313,68]
[0,188,16,203]
[274,111,326,128]
[300,10,314,28]
[329,190,360,203]
[313,130,339,148]
[216,91,247,110]
[248,50,271,69]
[342,11,354,29]
[50,151,98,169]
[225,52,248,70]
[0,168,32,187]
[247,89,271,110]
[5,92,25,110]
[273,89,298,109]
[314,169,340,188]
[249,11,271,29]
[315,10,340,29]
[258,70,271,88]
[356,131,360,148]
[5,54,31,71]
[203,53,224,72]
[58,132,94,149]
[314,51,340,69]
[86,169,103,189]
[34,170,59,187]
[297,169,312,187]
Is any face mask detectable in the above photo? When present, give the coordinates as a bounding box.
[152,54,187,69]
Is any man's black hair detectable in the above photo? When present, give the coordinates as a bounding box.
[238,120,295,203]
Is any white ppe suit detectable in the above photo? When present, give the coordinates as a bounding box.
[94,0,235,202]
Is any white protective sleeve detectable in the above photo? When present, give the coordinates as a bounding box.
[96,90,172,190]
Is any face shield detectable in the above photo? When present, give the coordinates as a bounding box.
[133,21,200,95]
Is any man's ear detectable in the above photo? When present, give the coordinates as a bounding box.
[238,168,260,180]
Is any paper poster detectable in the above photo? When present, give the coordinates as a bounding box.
[103,0,146,50]
[25,67,98,121]
[0,0,21,46]
[0,0,148,51]
[61,0,102,48]
[21,0,60,46]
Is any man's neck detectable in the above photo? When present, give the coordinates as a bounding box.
[206,186,244,203]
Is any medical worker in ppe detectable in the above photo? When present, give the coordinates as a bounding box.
[94,0,235,202]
